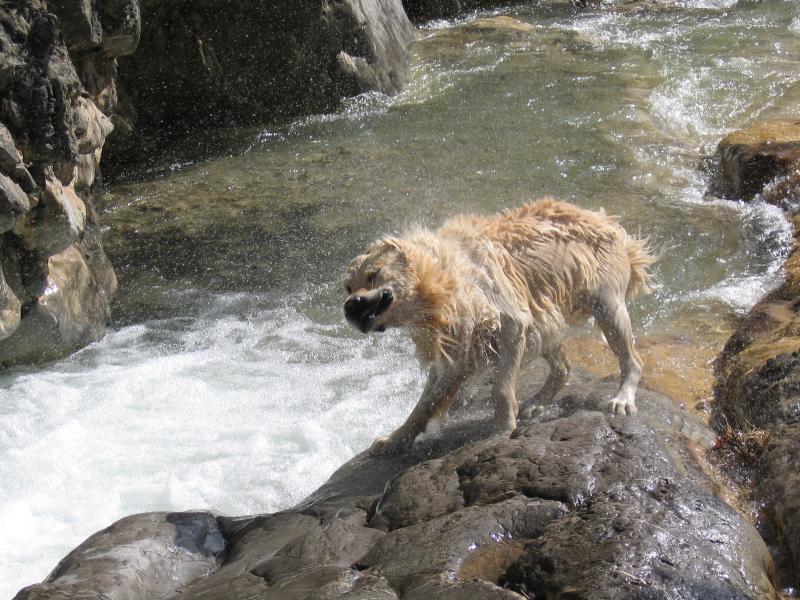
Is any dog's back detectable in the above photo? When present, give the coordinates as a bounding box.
[440,198,653,326]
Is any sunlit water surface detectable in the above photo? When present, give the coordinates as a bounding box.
[2,1,800,596]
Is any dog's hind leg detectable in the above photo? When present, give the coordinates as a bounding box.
[520,344,570,418]
[369,367,466,456]
[492,316,529,433]
[591,291,642,415]
[537,345,571,403]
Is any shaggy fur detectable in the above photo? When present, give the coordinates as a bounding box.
[343,198,655,455]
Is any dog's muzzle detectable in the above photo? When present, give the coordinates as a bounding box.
[344,289,393,333]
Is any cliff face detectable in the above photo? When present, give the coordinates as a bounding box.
[0,0,138,365]
[104,0,415,171]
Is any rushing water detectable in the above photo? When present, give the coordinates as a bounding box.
[2,1,800,596]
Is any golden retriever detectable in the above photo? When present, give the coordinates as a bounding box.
[343,199,654,455]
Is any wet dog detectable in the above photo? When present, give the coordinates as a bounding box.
[343,199,654,455]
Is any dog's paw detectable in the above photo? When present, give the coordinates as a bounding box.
[519,404,543,420]
[607,396,638,415]
[368,435,407,457]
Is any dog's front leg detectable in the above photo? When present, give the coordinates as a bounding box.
[491,317,530,433]
[369,367,465,456]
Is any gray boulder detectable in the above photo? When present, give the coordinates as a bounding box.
[13,371,780,599]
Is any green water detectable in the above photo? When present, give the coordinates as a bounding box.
[103,1,799,337]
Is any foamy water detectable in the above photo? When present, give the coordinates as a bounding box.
[3,1,800,597]
[1,292,423,595]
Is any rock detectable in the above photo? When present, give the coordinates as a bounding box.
[710,121,800,586]
[13,512,226,600]
[98,0,141,57]
[0,262,21,341]
[16,168,86,257]
[104,0,414,169]
[0,124,37,193]
[0,5,82,179]
[48,0,141,56]
[47,0,103,51]
[402,0,496,22]
[14,372,779,599]
[709,119,800,203]
[0,204,117,366]
[0,173,31,233]
[0,123,24,173]
[0,1,127,365]
[72,97,113,191]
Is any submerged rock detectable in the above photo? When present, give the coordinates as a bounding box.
[710,121,800,586]
[13,371,779,599]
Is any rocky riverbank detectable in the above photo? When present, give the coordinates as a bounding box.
[13,367,781,599]
[709,119,800,587]
[0,1,131,365]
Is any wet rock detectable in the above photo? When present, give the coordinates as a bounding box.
[0,1,128,365]
[0,263,21,341]
[97,0,141,57]
[761,422,800,581]
[709,119,800,204]
[17,169,86,257]
[104,0,413,170]
[0,205,117,366]
[13,512,226,600]
[0,173,31,233]
[14,372,779,599]
[710,121,800,586]
[360,497,568,590]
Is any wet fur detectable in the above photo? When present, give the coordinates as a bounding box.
[344,198,655,455]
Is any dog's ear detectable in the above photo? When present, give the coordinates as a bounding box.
[367,237,409,266]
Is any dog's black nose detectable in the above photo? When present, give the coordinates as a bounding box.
[344,295,366,318]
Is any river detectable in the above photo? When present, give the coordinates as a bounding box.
[2,1,799,596]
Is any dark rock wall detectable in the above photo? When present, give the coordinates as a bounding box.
[104,0,414,169]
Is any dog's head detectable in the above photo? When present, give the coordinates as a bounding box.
[342,238,416,334]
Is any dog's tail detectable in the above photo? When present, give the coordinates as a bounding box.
[625,235,657,300]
